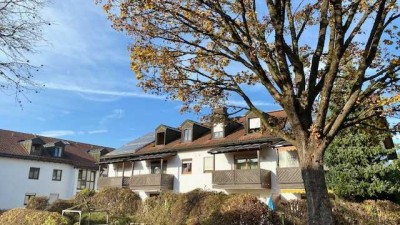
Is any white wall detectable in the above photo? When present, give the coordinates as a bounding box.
[0,157,78,209]
[107,146,281,202]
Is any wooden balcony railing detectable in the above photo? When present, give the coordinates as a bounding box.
[97,176,130,189]
[276,167,304,189]
[212,169,271,189]
[129,173,174,191]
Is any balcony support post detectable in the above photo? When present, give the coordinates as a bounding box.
[98,165,101,177]
[107,163,109,177]
[131,161,134,177]
[122,161,125,178]
[213,154,215,171]
[233,155,236,185]
[257,150,261,183]
[160,158,164,191]
[160,158,164,174]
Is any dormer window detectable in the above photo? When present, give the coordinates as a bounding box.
[213,123,224,139]
[155,125,181,145]
[248,118,261,133]
[52,146,63,157]
[156,132,165,145]
[183,129,192,142]
[32,145,41,152]
[180,120,209,142]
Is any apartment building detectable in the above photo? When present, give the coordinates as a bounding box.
[0,129,112,209]
[98,110,304,202]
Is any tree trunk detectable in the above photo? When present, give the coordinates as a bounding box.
[302,158,334,225]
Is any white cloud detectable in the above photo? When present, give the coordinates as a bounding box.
[39,130,75,137]
[43,82,165,101]
[100,109,125,125]
[227,99,277,107]
[88,129,108,134]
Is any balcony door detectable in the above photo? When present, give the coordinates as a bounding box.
[234,154,258,170]
[151,160,167,174]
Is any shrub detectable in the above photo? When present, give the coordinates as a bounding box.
[136,190,280,225]
[136,191,181,225]
[277,199,400,225]
[185,190,228,225]
[94,187,140,218]
[332,199,400,225]
[74,188,95,210]
[0,208,69,225]
[26,196,49,210]
[277,199,307,225]
[214,193,280,225]
[46,199,76,213]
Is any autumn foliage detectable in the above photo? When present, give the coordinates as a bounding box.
[98,0,400,224]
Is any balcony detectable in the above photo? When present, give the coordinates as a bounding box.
[129,173,174,191]
[212,169,271,189]
[276,167,304,189]
[97,176,130,189]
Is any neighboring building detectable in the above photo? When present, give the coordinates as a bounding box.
[0,129,113,209]
[98,110,304,202]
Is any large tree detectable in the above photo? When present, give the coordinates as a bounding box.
[0,0,49,102]
[99,0,400,224]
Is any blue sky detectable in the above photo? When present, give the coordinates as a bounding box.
[0,0,280,148]
[1,0,398,148]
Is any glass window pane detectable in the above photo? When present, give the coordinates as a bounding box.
[248,158,259,169]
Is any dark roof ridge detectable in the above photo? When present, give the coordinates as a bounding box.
[155,124,180,132]
[0,129,112,149]
[180,119,210,129]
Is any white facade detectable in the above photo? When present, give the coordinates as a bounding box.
[0,157,97,209]
[105,146,294,202]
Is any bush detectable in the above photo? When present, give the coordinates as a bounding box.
[46,199,76,213]
[0,208,69,225]
[277,199,400,225]
[74,188,95,210]
[136,190,280,225]
[185,190,228,225]
[277,200,308,225]
[26,196,49,210]
[214,193,280,225]
[137,191,181,225]
[94,187,140,219]
[333,200,400,225]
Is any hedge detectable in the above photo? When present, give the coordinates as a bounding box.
[0,208,69,225]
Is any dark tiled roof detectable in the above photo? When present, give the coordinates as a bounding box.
[101,110,286,161]
[135,126,280,155]
[0,129,113,169]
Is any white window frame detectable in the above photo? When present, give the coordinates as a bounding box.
[182,159,192,174]
[53,146,62,157]
[213,123,224,138]
[183,129,192,142]
[249,118,261,129]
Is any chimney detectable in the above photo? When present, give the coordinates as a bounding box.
[212,106,228,123]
